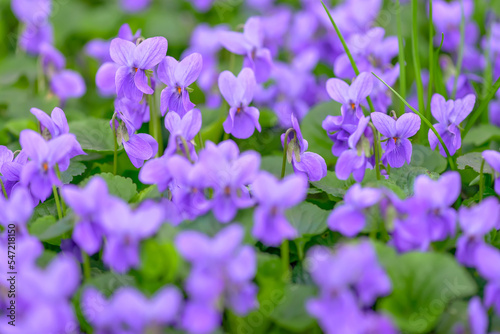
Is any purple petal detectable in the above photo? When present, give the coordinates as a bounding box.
[50,70,86,100]
[175,53,203,87]
[327,205,366,237]
[483,150,500,172]
[430,94,450,124]
[73,221,102,255]
[326,78,349,104]
[20,129,48,162]
[243,17,263,48]
[475,243,500,281]
[30,108,56,136]
[96,62,119,96]
[218,31,251,55]
[335,149,365,180]
[48,134,77,165]
[468,297,488,334]
[396,113,421,138]
[134,69,154,94]
[175,231,210,261]
[218,71,240,107]
[123,134,154,161]
[180,108,202,140]
[51,107,69,135]
[157,56,177,87]
[228,106,260,139]
[450,94,476,124]
[238,68,256,106]
[349,72,373,102]
[371,112,396,138]
[294,152,327,182]
[386,138,412,168]
[110,38,135,67]
[164,109,182,133]
[133,37,168,69]
[116,66,143,102]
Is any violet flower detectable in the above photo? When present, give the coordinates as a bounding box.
[19,129,84,202]
[281,114,327,182]
[475,243,500,314]
[101,199,164,273]
[175,224,258,333]
[0,150,29,197]
[468,297,488,334]
[218,16,273,83]
[109,36,168,102]
[372,112,421,168]
[323,105,361,157]
[326,72,373,116]
[219,68,261,139]
[251,172,307,246]
[328,184,381,237]
[433,0,477,52]
[19,22,53,55]
[483,150,500,195]
[157,53,203,116]
[164,108,202,159]
[200,140,260,223]
[456,197,500,267]
[62,177,114,255]
[120,0,151,12]
[335,116,374,181]
[428,93,476,157]
[0,187,34,236]
[11,0,51,24]
[50,69,86,103]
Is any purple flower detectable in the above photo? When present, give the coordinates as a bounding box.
[335,116,374,181]
[11,0,51,24]
[0,187,34,236]
[109,36,168,102]
[176,224,258,333]
[115,97,150,131]
[475,243,500,314]
[19,22,53,55]
[326,72,373,116]
[40,43,65,73]
[372,112,421,168]
[164,108,202,159]
[428,93,476,157]
[19,129,84,202]
[0,150,29,197]
[139,156,172,193]
[82,286,182,333]
[62,177,114,255]
[120,0,151,12]
[323,105,361,157]
[328,184,381,236]
[251,172,307,246]
[457,197,499,267]
[281,114,327,181]
[158,53,203,116]
[218,17,273,83]
[433,0,477,52]
[468,297,488,334]
[219,68,261,139]
[483,150,500,195]
[200,140,260,223]
[50,69,86,103]
[101,199,164,273]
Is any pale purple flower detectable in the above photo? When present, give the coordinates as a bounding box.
[11,0,51,24]
[468,297,488,334]
[114,97,150,131]
[335,116,374,181]
[19,22,53,55]
[218,17,273,83]
[0,150,29,197]
[281,114,326,181]
[50,70,86,103]
[328,184,381,237]
[40,43,65,73]
[326,72,373,116]
[475,243,500,314]
[19,129,84,202]
[158,53,203,116]
[428,93,476,157]
[0,187,34,236]
[164,108,202,159]
[120,0,151,12]
[372,112,421,168]
[323,105,362,157]
[251,172,307,246]
[109,36,168,102]
[483,150,500,195]
[457,197,500,267]
[219,68,261,139]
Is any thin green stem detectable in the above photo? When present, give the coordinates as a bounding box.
[463,76,500,138]
[452,0,466,99]
[0,179,7,199]
[197,132,204,150]
[223,131,230,141]
[55,165,66,215]
[52,185,63,221]
[37,56,46,96]
[82,250,91,281]
[479,158,485,202]
[412,0,426,119]
[153,92,163,155]
[281,128,295,178]
[396,0,406,115]
[424,0,434,139]
[321,1,375,114]
[178,136,193,163]
[112,114,118,175]
[281,240,290,282]
[372,72,457,170]
[147,93,158,154]
[433,33,446,97]
[369,123,382,181]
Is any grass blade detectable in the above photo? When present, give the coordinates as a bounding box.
[411,0,426,118]
[396,0,406,115]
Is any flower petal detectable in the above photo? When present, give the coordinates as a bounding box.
[157,56,177,86]
[134,69,154,94]
[110,38,135,67]
[349,72,373,103]
[175,53,203,87]
[326,78,349,104]
[396,113,421,138]
[133,36,168,69]
[371,112,396,138]
[218,31,251,55]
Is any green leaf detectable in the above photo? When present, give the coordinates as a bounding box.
[31,215,74,243]
[60,161,87,184]
[410,144,447,173]
[260,155,294,178]
[389,165,439,196]
[131,185,161,203]
[301,101,342,166]
[80,173,137,202]
[270,284,316,332]
[0,54,37,85]
[311,170,351,198]
[69,118,116,153]
[83,271,137,297]
[457,152,493,173]
[285,202,329,237]
[463,124,500,146]
[375,243,477,334]
[30,199,57,223]
[139,239,180,293]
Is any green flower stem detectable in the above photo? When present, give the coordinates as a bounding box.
[112,113,118,175]
[452,0,466,99]
[411,0,426,121]
[55,165,66,215]
[463,76,500,138]
[197,132,204,150]
[0,179,8,199]
[153,92,163,155]
[369,123,382,181]
[479,158,485,202]
[82,250,91,281]
[281,128,295,179]
[179,136,193,163]
[280,128,294,282]
[147,93,158,155]
[424,0,433,137]
[396,0,406,115]
[52,185,63,221]
[37,56,46,96]
[372,72,457,171]
[433,33,446,97]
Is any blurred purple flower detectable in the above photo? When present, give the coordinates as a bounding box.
[50,69,87,103]
[219,68,261,139]
[428,93,476,157]
[11,0,51,24]
[468,297,488,334]
[108,36,168,102]
[158,53,203,116]
[40,43,65,73]
[0,187,34,236]
[483,150,500,195]
[120,0,151,12]
[19,22,53,55]
[475,243,500,314]
[281,114,326,181]
[372,112,421,168]
[251,172,307,246]
[218,17,273,83]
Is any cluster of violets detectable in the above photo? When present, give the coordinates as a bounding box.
[3,0,500,333]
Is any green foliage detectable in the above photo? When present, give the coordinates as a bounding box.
[69,118,117,153]
[270,285,316,332]
[80,172,138,202]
